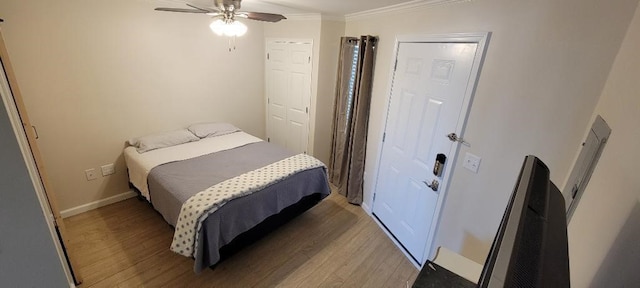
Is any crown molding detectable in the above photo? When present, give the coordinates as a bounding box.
[284,13,345,22]
[345,0,470,22]
[284,13,321,21]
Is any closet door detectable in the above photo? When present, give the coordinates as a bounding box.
[265,39,313,154]
[0,29,82,285]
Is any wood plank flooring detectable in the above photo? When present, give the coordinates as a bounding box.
[65,192,419,287]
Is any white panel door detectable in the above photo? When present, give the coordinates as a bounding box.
[266,42,288,148]
[266,40,312,154]
[372,41,479,264]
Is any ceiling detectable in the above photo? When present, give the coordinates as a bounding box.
[161,0,418,16]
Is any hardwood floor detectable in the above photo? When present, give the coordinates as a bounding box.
[65,192,419,287]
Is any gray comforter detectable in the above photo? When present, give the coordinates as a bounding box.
[147,141,330,272]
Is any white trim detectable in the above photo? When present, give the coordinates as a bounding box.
[284,13,322,21]
[369,32,491,266]
[283,13,345,22]
[60,190,137,218]
[345,0,470,22]
[0,59,75,286]
[361,201,372,214]
[265,38,314,45]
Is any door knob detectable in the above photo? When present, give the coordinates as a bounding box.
[423,180,439,192]
[447,132,469,146]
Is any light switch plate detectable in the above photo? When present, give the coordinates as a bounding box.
[463,152,481,173]
[101,163,115,176]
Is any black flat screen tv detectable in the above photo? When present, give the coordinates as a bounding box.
[477,155,570,287]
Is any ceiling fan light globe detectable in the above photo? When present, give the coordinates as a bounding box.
[209,19,226,36]
[209,19,247,37]
[223,25,236,37]
[231,20,247,36]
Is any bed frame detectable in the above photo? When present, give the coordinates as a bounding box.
[129,181,324,269]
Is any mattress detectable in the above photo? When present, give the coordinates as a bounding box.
[124,131,331,272]
[124,131,263,201]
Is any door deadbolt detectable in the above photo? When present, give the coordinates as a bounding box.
[433,153,447,177]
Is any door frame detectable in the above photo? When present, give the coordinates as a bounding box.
[0,32,77,285]
[264,38,313,153]
[370,32,491,266]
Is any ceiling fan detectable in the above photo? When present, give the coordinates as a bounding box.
[155,0,286,37]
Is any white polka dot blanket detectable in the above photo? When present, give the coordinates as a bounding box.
[170,153,326,258]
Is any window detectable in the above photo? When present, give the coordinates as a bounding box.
[345,44,359,126]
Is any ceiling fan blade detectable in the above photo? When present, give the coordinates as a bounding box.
[186,3,220,13]
[154,7,209,13]
[237,12,286,22]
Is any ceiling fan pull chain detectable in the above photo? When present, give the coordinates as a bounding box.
[227,36,237,52]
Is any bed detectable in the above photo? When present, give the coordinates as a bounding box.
[124,124,331,272]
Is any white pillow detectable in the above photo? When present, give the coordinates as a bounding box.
[188,122,240,138]
[129,129,199,153]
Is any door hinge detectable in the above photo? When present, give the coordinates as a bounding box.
[268,98,270,104]
[394,59,398,71]
[306,107,309,114]
[373,193,376,202]
[571,184,579,198]
[49,213,57,227]
[382,132,386,142]
[308,56,311,63]
[267,53,270,60]
[267,137,270,142]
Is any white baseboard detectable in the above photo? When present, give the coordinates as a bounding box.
[60,190,137,218]
[361,202,372,214]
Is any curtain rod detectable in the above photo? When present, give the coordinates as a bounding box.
[347,36,378,43]
[365,38,378,44]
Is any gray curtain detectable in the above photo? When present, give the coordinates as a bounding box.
[329,35,377,205]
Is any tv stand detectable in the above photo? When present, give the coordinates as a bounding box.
[412,247,482,288]
[413,261,475,288]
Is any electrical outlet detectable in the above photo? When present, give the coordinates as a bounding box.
[101,163,115,176]
[463,152,481,173]
[85,168,97,181]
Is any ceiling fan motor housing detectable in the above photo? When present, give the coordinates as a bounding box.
[217,0,242,11]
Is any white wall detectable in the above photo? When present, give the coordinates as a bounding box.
[2,1,638,284]
[314,20,345,164]
[567,3,640,287]
[0,66,71,287]
[344,0,638,268]
[0,0,266,210]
